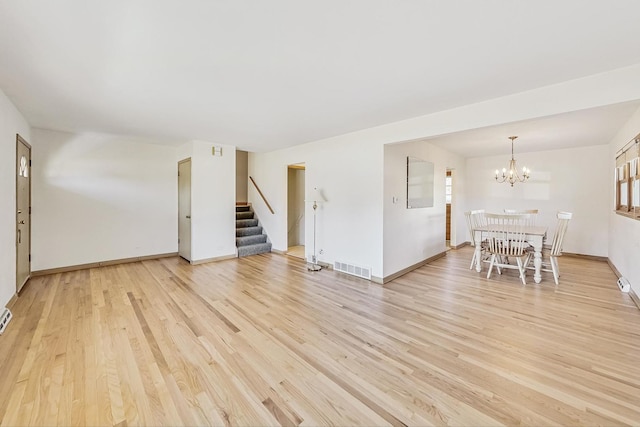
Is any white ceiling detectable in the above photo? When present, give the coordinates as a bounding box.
[1,1,640,152]
[428,101,640,158]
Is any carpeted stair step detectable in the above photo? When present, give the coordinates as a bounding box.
[236,211,254,220]
[236,234,267,246]
[234,205,271,258]
[236,218,259,228]
[236,226,263,237]
[238,242,272,257]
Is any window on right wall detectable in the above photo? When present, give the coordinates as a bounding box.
[615,133,640,219]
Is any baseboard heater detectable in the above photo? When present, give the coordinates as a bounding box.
[0,308,12,334]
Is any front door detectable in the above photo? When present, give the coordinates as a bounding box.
[16,135,31,293]
[178,159,192,261]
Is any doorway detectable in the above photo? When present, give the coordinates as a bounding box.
[445,169,453,248]
[178,158,192,262]
[236,150,248,204]
[16,135,31,293]
[287,164,305,259]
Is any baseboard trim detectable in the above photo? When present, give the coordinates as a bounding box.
[5,293,18,310]
[606,258,622,278]
[630,289,640,310]
[382,251,447,284]
[191,253,237,265]
[606,259,639,311]
[453,242,470,250]
[32,252,178,276]
[562,252,608,262]
[271,249,287,255]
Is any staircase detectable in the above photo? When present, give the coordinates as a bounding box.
[235,205,272,257]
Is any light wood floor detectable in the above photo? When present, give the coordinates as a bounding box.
[1,247,639,426]
[286,245,305,260]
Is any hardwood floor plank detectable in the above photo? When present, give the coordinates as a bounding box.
[1,247,639,426]
[0,381,26,427]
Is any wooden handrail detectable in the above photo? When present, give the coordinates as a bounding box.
[249,176,275,214]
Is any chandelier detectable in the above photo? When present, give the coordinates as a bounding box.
[495,136,530,186]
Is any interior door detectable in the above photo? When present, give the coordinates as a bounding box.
[178,159,192,261]
[16,135,31,293]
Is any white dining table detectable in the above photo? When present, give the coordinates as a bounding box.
[473,224,548,283]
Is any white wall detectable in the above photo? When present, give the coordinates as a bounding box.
[30,133,236,269]
[0,89,31,307]
[465,145,610,256]
[290,64,640,153]
[31,129,179,270]
[383,140,466,277]
[190,141,236,262]
[250,66,640,281]
[249,139,385,277]
[608,105,640,295]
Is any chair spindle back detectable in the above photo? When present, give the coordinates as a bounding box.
[485,213,529,257]
[504,209,539,225]
[470,209,486,230]
[550,211,572,257]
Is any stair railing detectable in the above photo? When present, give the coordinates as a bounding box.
[249,176,275,214]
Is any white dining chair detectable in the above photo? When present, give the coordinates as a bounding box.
[525,211,572,285]
[464,211,476,269]
[504,210,539,251]
[485,213,529,285]
[464,209,488,269]
[504,209,539,226]
[504,209,539,214]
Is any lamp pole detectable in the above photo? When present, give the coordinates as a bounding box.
[308,199,322,271]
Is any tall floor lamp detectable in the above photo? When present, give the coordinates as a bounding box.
[306,187,325,271]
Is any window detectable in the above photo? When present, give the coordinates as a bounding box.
[615,133,640,219]
[18,155,28,178]
[445,173,452,204]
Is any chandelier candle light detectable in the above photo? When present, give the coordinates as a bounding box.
[495,136,530,186]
